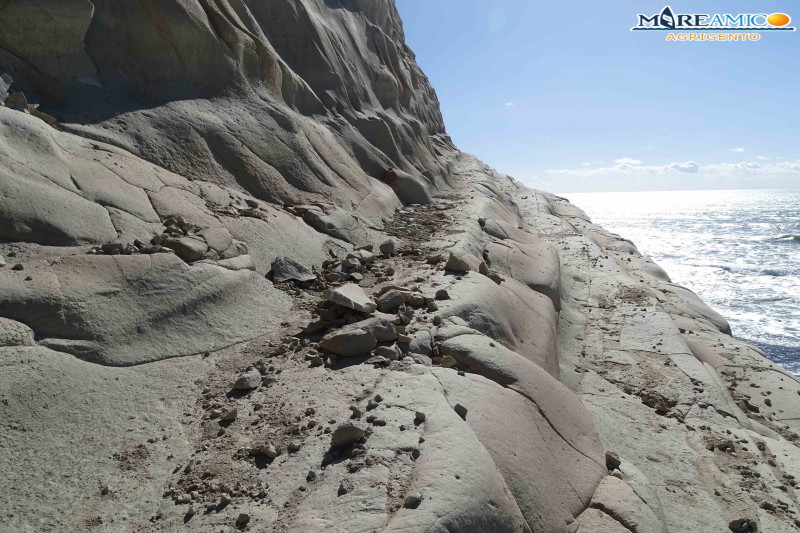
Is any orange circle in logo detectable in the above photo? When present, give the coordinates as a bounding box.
[767,13,791,26]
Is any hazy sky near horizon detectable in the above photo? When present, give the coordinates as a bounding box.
[395,1,800,192]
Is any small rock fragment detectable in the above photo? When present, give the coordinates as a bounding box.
[11,263,24,271]
[404,492,423,509]
[235,513,251,528]
[445,252,470,272]
[338,478,354,496]
[220,408,238,421]
[415,411,426,423]
[453,404,468,420]
[434,289,450,300]
[258,443,281,459]
[374,345,401,360]
[728,518,757,533]
[439,355,456,368]
[605,451,622,470]
[379,239,396,255]
[365,355,390,366]
[233,369,262,390]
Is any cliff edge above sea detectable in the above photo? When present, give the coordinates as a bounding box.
[1,1,798,532]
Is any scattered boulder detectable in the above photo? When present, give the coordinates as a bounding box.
[271,256,316,283]
[257,443,281,459]
[379,239,396,255]
[11,263,23,271]
[320,328,377,356]
[355,316,398,342]
[374,345,402,360]
[445,251,471,272]
[220,408,238,421]
[728,518,757,532]
[233,370,262,390]
[235,513,251,528]
[347,249,376,264]
[454,403,468,419]
[324,283,377,313]
[4,92,28,112]
[365,355,390,366]
[377,289,404,313]
[330,422,365,448]
[435,289,450,300]
[164,237,208,262]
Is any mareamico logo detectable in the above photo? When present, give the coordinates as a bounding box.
[632,6,795,31]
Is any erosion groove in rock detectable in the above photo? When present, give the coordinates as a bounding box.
[1,1,799,532]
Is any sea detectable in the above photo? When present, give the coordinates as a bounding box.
[562,189,800,375]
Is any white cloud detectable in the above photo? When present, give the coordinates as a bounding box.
[757,155,768,160]
[666,161,699,173]
[504,102,514,107]
[731,147,746,152]
[581,162,591,166]
[544,159,800,183]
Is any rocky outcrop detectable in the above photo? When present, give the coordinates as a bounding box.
[1,2,798,532]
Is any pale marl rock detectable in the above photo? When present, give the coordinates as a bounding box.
[324,283,377,314]
[0,254,292,366]
[589,476,667,533]
[319,328,377,357]
[330,422,365,448]
[434,369,605,531]
[198,227,233,254]
[0,1,797,531]
[164,236,208,262]
[271,256,315,283]
[0,317,36,347]
[233,369,262,390]
[444,251,471,272]
[438,275,559,377]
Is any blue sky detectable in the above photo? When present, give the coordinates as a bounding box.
[395,1,800,192]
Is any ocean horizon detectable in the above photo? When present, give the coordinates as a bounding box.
[562,188,800,375]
